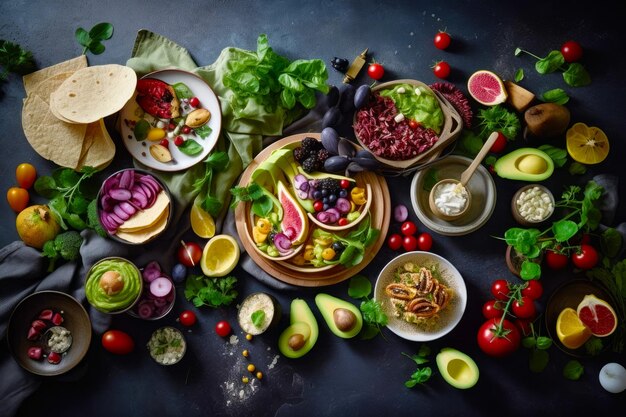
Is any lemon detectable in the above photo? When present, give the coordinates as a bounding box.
[566,122,609,165]
[556,307,592,349]
[190,204,215,239]
[201,234,240,277]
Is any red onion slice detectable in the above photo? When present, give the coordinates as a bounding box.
[335,198,351,214]
[137,301,154,319]
[109,188,132,201]
[273,233,292,253]
[394,204,409,222]
[150,277,173,297]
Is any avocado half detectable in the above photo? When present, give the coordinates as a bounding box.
[278,299,318,359]
[315,293,363,339]
[435,347,479,389]
[493,147,554,182]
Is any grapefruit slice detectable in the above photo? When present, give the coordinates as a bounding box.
[556,307,592,349]
[566,122,610,164]
[467,70,508,106]
[576,294,618,337]
[277,180,309,245]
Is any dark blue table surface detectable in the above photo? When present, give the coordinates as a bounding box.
[1,1,625,416]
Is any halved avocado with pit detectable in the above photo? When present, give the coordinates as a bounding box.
[493,148,554,182]
[278,299,318,358]
[315,293,363,339]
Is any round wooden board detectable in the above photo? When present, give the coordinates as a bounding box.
[235,133,390,287]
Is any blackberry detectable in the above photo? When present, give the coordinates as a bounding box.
[317,178,340,194]
[302,156,320,173]
[316,149,331,164]
[301,137,322,154]
[293,146,308,163]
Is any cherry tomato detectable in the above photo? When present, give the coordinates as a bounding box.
[417,232,433,251]
[159,138,169,148]
[179,310,197,327]
[482,300,504,319]
[432,61,451,79]
[340,179,351,189]
[387,233,403,250]
[313,200,324,212]
[174,136,185,146]
[189,97,200,107]
[433,31,451,50]
[512,296,536,319]
[561,40,583,63]
[177,241,203,267]
[182,126,192,134]
[408,120,420,130]
[400,221,417,236]
[490,132,507,153]
[101,330,135,355]
[15,163,37,189]
[572,244,599,270]
[215,320,231,337]
[545,249,568,270]
[367,63,385,80]
[521,280,543,300]
[477,318,521,357]
[7,187,29,213]
[402,235,418,251]
[490,279,510,301]
[515,318,533,337]
[337,218,348,226]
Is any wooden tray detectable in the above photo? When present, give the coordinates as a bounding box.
[353,79,463,171]
[235,133,390,287]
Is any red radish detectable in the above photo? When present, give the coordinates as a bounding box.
[28,346,43,361]
[51,313,64,326]
[150,277,173,297]
[38,309,54,321]
[47,351,62,364]
[31,320,47,331]
[27,327,40,340]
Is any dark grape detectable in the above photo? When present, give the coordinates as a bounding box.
[326,85,339,107]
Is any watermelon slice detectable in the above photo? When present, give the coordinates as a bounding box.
[467,70,508,106]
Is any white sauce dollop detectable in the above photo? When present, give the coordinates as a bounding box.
[434,182,468,216]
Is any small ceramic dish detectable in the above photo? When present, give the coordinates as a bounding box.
[147,326,187,365]
[307,184,373,231]
[428,179,472,222]
[511,184,555,226]
[7,291,92,376]
[84,257,143,314]
[374,251,467,342]
[127,283,176,321]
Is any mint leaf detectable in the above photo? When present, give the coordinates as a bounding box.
[348,275,372,299]
[251,310,266,328]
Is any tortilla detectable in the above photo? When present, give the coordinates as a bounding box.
[22,94,87,168]
[117,191,171,232]
[115,205,170,243]
[50,64,137,124]
[29,71,74,104]
[76,119,116,171]
[23,56,87,95]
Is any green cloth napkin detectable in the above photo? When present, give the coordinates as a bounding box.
[124,29,288,227]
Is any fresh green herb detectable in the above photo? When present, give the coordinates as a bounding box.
[568,162,587,175]
[515,47,591,87]
[172,82,194,99]
[251,310,266,328]
[540,88,570,105]
[538,144,568,168]
[514,68,524,82]
[584,337,604,356]
[230,182,275,218]
[521,322,552,373]
[192,151,229,217]
[313,215,380,268]
[403,345,433,387]
[133,119,150,141]
[477,105,521,140]
[348,275,372,299]
[563,63,591,87]
[34,167,103,232]
[0,40,36,84]
[422,168,439,192]
[179,139,203,156]
[184,275,238,308]
[194,124,213,139]
[75,22,114,55]
[535,50,565,74]
[454,129,484,159]
[347,275,387,340]
[563,360,584,380]
[41,231,83,272]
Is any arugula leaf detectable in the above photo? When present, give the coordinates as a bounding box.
[348,275,372,299]
[184,275,238,308]
[75,22,114,55]
[540,88,569,105]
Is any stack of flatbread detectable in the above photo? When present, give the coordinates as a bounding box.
[21,56,137,170]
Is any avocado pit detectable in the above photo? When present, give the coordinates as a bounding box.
[516,154,547,175]
[99,270,124,296]
[288,333,306,351]
[333,308,356,332]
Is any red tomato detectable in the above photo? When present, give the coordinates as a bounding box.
[215,320,231,337]
[490,132,507,153]
[561,40,583,63]
[515,318,533,337]
[189,97,200,107]
[417,233,433,251]
[545,249,568,270]
[571,244,599,270]
[512,296,536,319]
[432,61,451,79]
[179,310,197,327]
[482,300,504,319]
[367,63,385,80]
[408,120,420,130]
[178,241,203,267]
[7,187,29,213]
[433,31,451,50]
[102,330,135,355]
[521,280,543,300]
[490,279,510,301]
[477,318,521,357]
[402,235,418,251]
[400,221,417,236]
[16,163,37,189]
[387,233,403,250]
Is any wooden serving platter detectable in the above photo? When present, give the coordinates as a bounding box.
[234,133,390,287]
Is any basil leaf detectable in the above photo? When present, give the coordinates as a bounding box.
[251,310,266,328]
[134,119,150,141]
[348,275,372,299]
[529,349,549,373]
[75,27,91,47]
[569,162,587,175]
[514,68,524,82]
[88,41,105,55]
[535,50,564,74]
[280,89,296,109]
[88,22,114,41]
[179,139,203,156]
[522,337,536,349]
[536,336,553,350]
[563,63,591,87]
[563,360,584,380]
[521,260,541,280]
[538,144,568,168]
[194,124,213,139]
[553,220,579,242]
[172,82,194,99]
[540,88,569,105]
[251,195,273,217]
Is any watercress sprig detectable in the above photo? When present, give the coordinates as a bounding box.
[75,23,114,55]
[348,275,388,340]
[515,47,591,87]
[402,345,433,387]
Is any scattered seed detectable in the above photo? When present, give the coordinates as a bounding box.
[246,334,253,341]
[247,364,256,373]
[256,372,263,380]
[242,349,249,358]
[242,376,249,384]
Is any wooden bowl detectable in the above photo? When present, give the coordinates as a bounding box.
[511,184,555,227]
[245,209,305,261]
[307,184,373,231]
[353,79,463,170]
[428,179,472,222]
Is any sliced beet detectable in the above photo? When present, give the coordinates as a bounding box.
[51,313,64,326]
[38,309,54,321]
[27,346,43,361]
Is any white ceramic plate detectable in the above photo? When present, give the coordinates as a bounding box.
[119,69,221,171]
[374,251,467,342]
[410,155,496,236]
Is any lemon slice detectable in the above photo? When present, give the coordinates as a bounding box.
[190,204,215,238]
[201,234,240,277]
[556,307,592,349]
[566,122,610,164]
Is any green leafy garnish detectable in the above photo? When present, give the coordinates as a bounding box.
[312,216,380,268]
[477,105,521,140]
[184,275,238,308]
[515,47,591,87]
[568,162,587,175]
[538,144,568,168]
[522,322,553,373]
[403,346,433,387]
[75,22,114,55]
[133,119,150,141]
[563,360,584,380]
[584,337,604,356]
[514,68,524,82]
[251,310,266,328]
[192,152,229,217]
[172,82,194,99]
[563,63,591,87]
[194,124,213,139]
[179,139,203,156]
[0,40,35,84]
[230,182,275,218]
[359,298,388,340]
[540,88,569,105]
[348,275,372,299]
[454,129,484,159]
[535,50,565,74]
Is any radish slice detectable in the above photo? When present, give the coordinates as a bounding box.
[294,174,308,190]
[38,309,54,321]
[326,208,341,224]
[119,202,136,216]
[150,277,173,297]
[31,320,47,331]
[101,195,114,212]
[144,261,161,272]
[394,204,409,222]
[316,211,331,224]
[153,297,168,307]
[296,189,308,199]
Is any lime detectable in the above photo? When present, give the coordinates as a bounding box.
[190,204,215,239]
[201,234,240,277]
[566,122,609,165]
[556,307,591,349]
